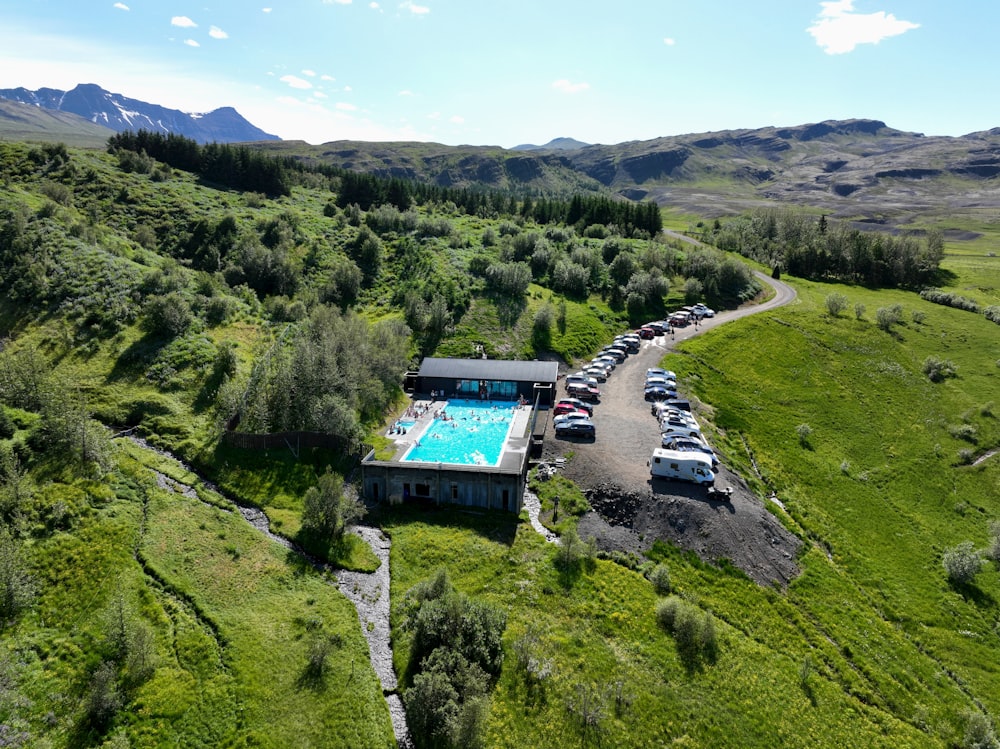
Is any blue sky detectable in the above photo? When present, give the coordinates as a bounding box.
[0,1,994,147]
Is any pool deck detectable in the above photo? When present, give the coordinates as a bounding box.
[384,399,533,472]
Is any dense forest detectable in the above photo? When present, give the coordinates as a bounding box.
[707,209,944,287]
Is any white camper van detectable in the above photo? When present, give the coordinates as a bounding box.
[649,448,715,486]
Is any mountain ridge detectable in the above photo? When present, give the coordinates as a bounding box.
[0,83,279,144]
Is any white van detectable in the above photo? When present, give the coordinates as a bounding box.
[649,448,715,486]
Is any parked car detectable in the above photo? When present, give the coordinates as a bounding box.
[581,366,608,382]
[592,356,617,370]
[615,335,640,353]
[600,346,627,362]
[554,401,587,416]
[668,314,690,327]
[644,376,676,389]
[566,373,599,388]
[566,382,600,401]
[644,386,675,402]
[692,303,715,318]
[555,419,596,438]
[555,397,593,415]
[646,368,677,380]
[637,326,655,339]
[663,398,691,412]
[553,411,591,427]
[646,321,666,334]
[662,436,718,467]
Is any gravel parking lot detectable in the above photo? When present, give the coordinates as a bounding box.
[541,273,802,587]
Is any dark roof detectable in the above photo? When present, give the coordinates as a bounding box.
[418,357,558,383]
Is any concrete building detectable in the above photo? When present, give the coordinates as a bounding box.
[361,358,556,513]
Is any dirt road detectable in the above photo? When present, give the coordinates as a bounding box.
[542,268,802,587]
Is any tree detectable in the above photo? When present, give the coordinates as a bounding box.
[301,469,365,541]
[0,529,34,626]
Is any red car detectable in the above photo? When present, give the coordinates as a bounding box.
[637,326,655,339]
[554,402,589,416]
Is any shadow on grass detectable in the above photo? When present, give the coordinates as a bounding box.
[953,580,996,609]
[105,332,171,383]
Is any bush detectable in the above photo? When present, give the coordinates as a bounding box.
[854,302,866,320]
[796,423,813,446]
[647,563,671,595]
[824,292,848,317]
[923,356,958,382]
[875,304,903,331]
[143,293,193,338]
[985,305,1000,324]
[943,541,983,585]
[656,595,718,666]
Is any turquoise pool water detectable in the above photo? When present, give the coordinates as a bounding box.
[402,399,517,466]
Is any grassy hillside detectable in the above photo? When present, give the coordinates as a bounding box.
[0,136,997,747]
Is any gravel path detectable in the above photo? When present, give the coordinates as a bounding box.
[541,271,804,587]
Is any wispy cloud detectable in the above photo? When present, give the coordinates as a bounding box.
[663,37,675,46]
[807,0,919,54]
[398,89,414,97]
[302,69,317,77]
[171,16,197,28]
[449,115,464,124]
[401,1,430,14]
[324,0,352,4]
[336,101,358,111]
[113,3,130,10]
[262,7,272,12]
[209,26,228,39]
[370,2,382,10]
[280,74,313,90]
[321,74,336,82]
[552,79,590,94]
[184,39,200,47]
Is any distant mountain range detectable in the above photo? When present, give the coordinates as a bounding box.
[0,83,278,144]
[2,84,998,230]
[511,137,591,151]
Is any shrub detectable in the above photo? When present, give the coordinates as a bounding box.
[986,521,1000,565]
[985,306,1000,324]
[923,356,958,382]
[796,423,813,446]
[647,563,671,595]
[943,541,983,585]
[824,292,848,317]
[656,596,718,666]
[875,304,903,331]
[959,709,1000,749]
[143,293,193,338]
[919,288,980,313]
[854,302,866,320]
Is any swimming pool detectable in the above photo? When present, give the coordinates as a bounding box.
[402,400,518,466]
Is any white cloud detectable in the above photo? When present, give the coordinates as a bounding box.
[171,16,197,28]
[336,101,358,111]
[344,85,353,92]
[808,0,919,54]
[262,7,272,12]
[370,2,382,10]
[552,79,590,94]
[209,26,228,39]
[114,3,130,10]
[324,0,352,4]
[280,74,313,89]
[184,39,200,47]
[313,91,328,99]
[321,74,336,81]
[302,69,317,77]
[663,37,675,46]
[449,115,464,124]
[401,1,430,14]
[398,89,414,97]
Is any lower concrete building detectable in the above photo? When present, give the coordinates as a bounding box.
[362,358,554,513]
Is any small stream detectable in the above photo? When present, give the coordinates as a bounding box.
[124,436,413,748]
